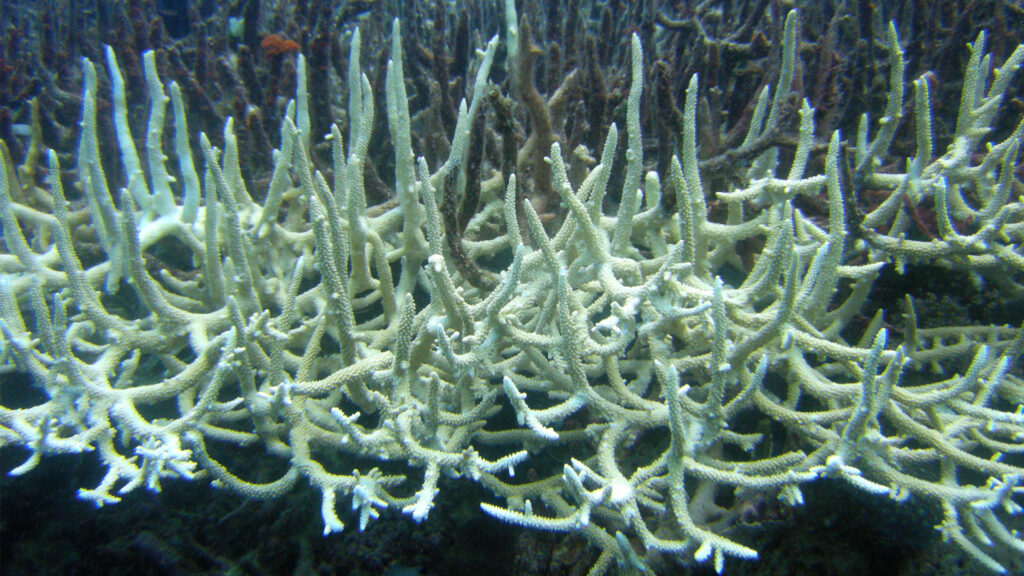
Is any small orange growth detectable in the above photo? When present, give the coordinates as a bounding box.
[261,34,300,57]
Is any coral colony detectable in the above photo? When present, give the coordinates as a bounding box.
[2,3,1024,574]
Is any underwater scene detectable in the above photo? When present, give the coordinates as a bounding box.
[1,1,1024,574]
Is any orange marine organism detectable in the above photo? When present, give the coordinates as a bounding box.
[261,34,300,56]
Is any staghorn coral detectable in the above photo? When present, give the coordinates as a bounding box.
[2,4,1024,576]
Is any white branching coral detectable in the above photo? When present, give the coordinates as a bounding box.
[2,9,1024,576]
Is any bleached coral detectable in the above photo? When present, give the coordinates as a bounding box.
[2,9,1024,575]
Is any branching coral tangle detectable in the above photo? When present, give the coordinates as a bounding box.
[2,5,1024,575]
